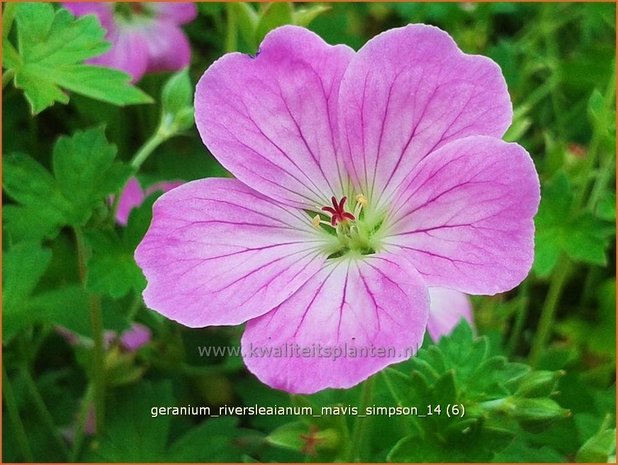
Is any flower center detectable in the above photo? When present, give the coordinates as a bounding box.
[312,194,385,259]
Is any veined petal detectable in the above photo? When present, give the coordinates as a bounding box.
[140,21,192,73]
[338,24,512,209]
[427,288,473,341]
[241,254,429,394]
[151,2,198,24]
[195,26,355,210]
[135,178,328,327]
[384,136,540,295]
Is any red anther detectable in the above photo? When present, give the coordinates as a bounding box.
[321,196,355,226]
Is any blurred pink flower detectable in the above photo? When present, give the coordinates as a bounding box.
[115,177,183,225]
[427,288,474,341]
[57,323,151,352]
[63,2,197,82]
[136,25,540,393]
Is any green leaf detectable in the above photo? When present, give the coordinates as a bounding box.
[3,242,52,341]
[53,127,131,224]
[576,428,616,462]
[587,89,605,127]
[2,152,72,241]
[234,2,259,48]
[3,127,131,242]
[293,5,331,27]
[534,172,614,276]
[255,3,293,45]
[596,191,616,221]
[161,68,192,117]
[89,381,173,461]
[7,3,151,114]
[85,193,154,298]
[90,381,254,462]
[168,417,254,461]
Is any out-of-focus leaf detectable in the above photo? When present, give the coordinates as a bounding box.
[576,427,616,462]
[234,2,259,48]
[255,2,293,45]
[293,5,331,27]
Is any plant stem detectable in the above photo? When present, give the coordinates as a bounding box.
[130,127,170,171]
[74,227,106,433]
[347,376,375,462]
[575,61,616,210]
[529,256,571,366]
[3,365,34,462]
[70,384,95,462]
[20,366,70,458]
[224,2,238,53]
[507,279,530,355]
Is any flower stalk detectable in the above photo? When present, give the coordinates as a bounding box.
[74,227,106,433]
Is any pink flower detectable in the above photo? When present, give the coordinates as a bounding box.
[115,177,183,226]
[427,288,473,341]
[57,323,151,352]
[63,3,197,82]
[135,25,540,394]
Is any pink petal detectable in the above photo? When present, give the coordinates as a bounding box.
[338,24,513,208]
[89,26,150,82]
[384,135,540,295]
[145,180,184,196]
[139,21,193,73]
[151,2,198,24]
[241,254,429,394]
[427,288,473,341]
[115,177,145,226]
[62,3,115,31]
[119,323,152,352]
[135,178,328,327]
[195,26,355,210]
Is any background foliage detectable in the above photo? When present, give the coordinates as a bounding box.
[2,2,616,462]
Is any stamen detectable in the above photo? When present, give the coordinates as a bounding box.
[311,215,321,229]
[354,193,368,218]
